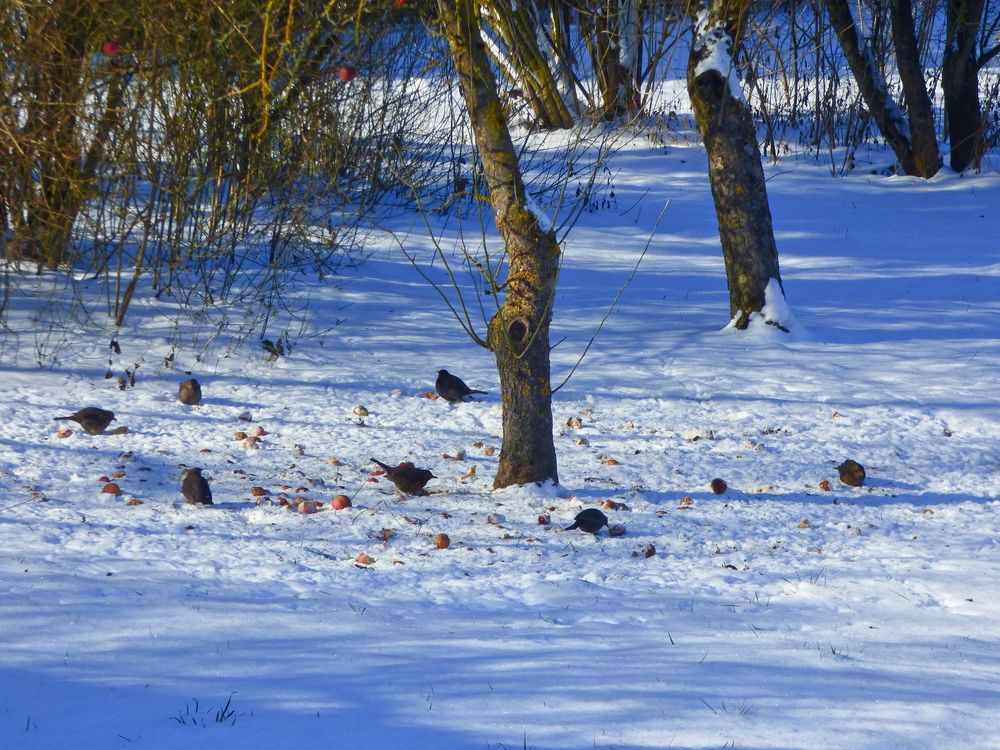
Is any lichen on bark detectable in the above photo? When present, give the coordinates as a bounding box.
[439,0,559,487]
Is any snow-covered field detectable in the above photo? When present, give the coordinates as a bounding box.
[1,129,999,749]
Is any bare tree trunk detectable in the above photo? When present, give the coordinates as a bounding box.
[620,0,643,113]
[687,1,785,330]
[438,0,559,487]
[942,0,986,171]
[889,0,941,176]
[824,0,925,175]
[590,1,636,120]
[545,0,581,117]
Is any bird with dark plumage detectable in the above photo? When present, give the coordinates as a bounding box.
[370,458,436,495]
[181,467,213,505]
[435,369,487,403]
[565,508,609,534]
[53,407,116,435]
[178,378,202,405]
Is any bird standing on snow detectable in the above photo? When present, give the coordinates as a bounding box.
[436,369,487,403]
[837,459,866,487]
[178,378,202,405]
[370,458,436,495]
[565,508,609,534]
[181,467,213,505]
[53,407,116,435]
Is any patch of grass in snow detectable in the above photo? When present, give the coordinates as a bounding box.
[487,733,536,750]
[169,693,245,727]
[700,698,754,717]
[781,568,827,592]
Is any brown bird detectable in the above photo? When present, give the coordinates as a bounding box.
[53,406,116,435]
[565,508,609,534]
[181,467,213,505]
[837,459,866,487]
[178,378,202,405]
[436,369,487,403]
[370,458,436,495]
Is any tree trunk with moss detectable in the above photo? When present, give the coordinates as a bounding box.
[481,0,574,129]
[687,1,784,329]
[438,0,559,488]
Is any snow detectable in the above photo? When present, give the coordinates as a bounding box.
[693,11,744,102]
[725,278,799,337]
[2,116,1000,750]
[524,191,555,232]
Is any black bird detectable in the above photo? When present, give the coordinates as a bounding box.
[436,369,487,403]
[178,378,202,405]
[53,407,116,435]
[565,508,609,534]
[181,467,213,505]
[370,458,436,495]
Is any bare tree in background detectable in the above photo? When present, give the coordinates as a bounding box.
[942,0,993,171]
[0,0,441,347]
[823,0,941,177]
[480,0,575,128]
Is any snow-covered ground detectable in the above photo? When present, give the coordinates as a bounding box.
[1,128,998,750]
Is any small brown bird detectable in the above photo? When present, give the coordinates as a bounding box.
[436,369,487,403]
[178,378,202,405]
[565,508,609,534]
[53,406,116,435]
[181,467,213,505]
[370,458,436,495]
[838,459,866,487]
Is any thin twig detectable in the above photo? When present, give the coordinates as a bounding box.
[551,198,670,393]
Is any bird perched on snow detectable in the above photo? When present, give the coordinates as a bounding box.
[178,378,202,405]
[565,508,609,534]
[181,467,213,505]
[837,459,866,487]
[370,458,436,495]
[53,406,116,435]
[435,369,487,403]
